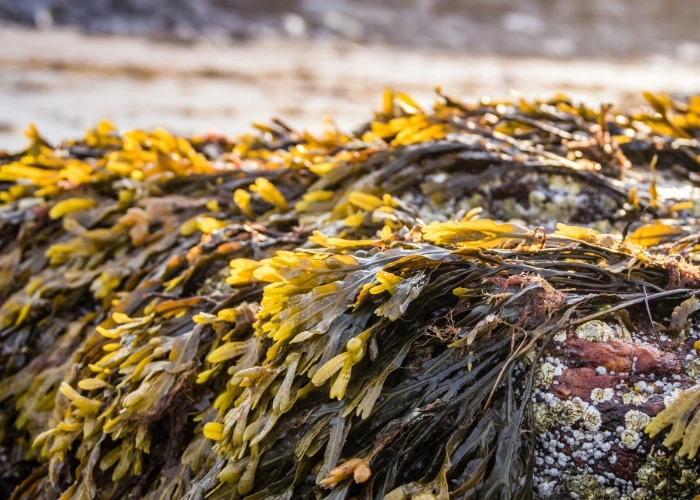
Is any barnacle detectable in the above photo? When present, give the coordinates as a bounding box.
[575,320,630,342]
[560,400,584,425]
[591,387,615,404]
[582,405,602,431]
[626,410,652,431]
[534,362,556,388]
[532,403,552,434]
[566,473,614,500]
[620,428,642,449]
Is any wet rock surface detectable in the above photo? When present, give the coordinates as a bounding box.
[533,317,700,499]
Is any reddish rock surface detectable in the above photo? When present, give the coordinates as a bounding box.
[562,338,681,375]
[554,367,617,400]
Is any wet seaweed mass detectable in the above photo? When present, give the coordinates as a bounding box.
[1,90,700,499]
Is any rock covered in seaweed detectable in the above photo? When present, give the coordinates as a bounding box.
[0,90,700,499]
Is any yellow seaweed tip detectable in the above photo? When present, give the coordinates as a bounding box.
[250,177,288,211]
[48,198,97,219]
[203,422,224,441]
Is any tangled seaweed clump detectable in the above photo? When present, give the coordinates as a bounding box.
[1,90,700,499]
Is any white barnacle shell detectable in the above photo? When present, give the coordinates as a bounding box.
[602,488,618,498]
[550,399,566,415]
[663,387,682,408]
[629,487,653,500]
[636,465,657,487]
[561,400,584,424]
[684,358,700,381]
[582,406,602,432]
[678,468,698,486]
[533,403,551,434]
[620,428,641,449]
[553,330,567,343]
[534,362,556,388]
[621,391,648,405]
[575,320,630,342]
[537,480,557,498]
[624,410,650,431]
[590,387,614,404]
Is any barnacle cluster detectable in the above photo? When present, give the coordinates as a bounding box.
[1,90,700,498]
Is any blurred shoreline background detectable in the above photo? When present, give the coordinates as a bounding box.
[2,0,700,150]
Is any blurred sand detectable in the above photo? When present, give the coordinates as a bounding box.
[2,26,700,151]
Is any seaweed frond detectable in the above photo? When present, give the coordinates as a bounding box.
[646,384,700,459]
